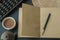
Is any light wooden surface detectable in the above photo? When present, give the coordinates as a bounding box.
[32,0,60,7]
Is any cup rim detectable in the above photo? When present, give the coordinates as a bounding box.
[2,17,16,30]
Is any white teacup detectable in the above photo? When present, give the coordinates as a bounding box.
[2,17,16,30]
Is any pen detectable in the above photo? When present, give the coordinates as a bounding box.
[42,13,51,35]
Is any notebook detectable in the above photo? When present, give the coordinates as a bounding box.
[40,8,60,38]
[18,3,60,38]
[18,3,40,38]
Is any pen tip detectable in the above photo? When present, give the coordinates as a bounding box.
[42,31,45,35]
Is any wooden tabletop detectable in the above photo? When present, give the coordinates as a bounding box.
[32,0,60,7]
